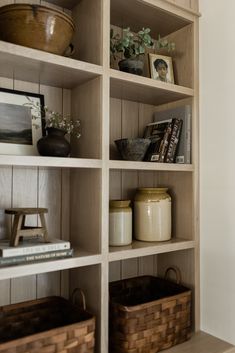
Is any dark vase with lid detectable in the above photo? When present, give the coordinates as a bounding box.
[37,127,71,157]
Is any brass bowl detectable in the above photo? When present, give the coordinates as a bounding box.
[0,4,75,55]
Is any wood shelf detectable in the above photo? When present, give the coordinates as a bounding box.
[0,250,102,280]
[109,238,196,262]
[109,160,194,172]
[111,0,194,39]
[0,41,103,89]
[163,331,234,353]
[0,155,102,169]
[110,69,194,105]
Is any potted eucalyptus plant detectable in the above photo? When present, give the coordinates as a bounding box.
[110,27,175,76]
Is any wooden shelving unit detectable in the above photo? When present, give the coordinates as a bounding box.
[0,0,233,352]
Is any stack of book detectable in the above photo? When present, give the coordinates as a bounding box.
[0,238,73,267]
[143,105,191,164]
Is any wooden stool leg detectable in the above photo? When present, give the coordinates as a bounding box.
[10,214,24,247]
[39,213,48,242]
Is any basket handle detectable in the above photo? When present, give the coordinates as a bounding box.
[70,288,86,310]
[164,266,182,284]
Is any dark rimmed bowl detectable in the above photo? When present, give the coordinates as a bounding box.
[115,138,151,161]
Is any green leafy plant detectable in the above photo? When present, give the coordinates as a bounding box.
[110,27,175,61]
[24,97,81,139]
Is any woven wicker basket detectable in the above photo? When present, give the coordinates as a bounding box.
[109,267,191,353]
[0,290,95,353]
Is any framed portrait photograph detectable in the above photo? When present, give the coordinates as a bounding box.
[0,88,45,155]
[149,53,174,84]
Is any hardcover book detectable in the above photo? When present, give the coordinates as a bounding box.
[165,118,183,163]
[154,105,191,164]
[0,238,70,257]
[0,248,73,267]
[143,119,172,162]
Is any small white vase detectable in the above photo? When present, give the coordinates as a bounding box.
[109,200,132,246]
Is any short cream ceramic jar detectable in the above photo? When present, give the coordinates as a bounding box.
[109,200,132,246]
[134,188,171,241]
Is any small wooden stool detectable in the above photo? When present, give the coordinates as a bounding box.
[5,208,48,247]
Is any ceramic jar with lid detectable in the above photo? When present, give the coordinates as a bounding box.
[134,188,171,242]
[109,200,132,246]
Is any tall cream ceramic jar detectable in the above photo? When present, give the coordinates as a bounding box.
[109,200,132,246]
[134,188,171,241]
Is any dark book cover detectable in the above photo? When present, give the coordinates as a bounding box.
[154,105,191,164]
[165,119,183,163]
[143,120,172,162]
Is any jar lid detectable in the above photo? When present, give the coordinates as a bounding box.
[109,200,131,208]
[137,187,168,193]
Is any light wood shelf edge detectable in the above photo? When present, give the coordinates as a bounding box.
[109,160,194,172]
[0,252,102,280]
[0,41,104,75]
[109,239,196,262]
[0,156,102,169]
[109,69,194,97]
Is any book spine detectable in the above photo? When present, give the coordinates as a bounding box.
[185,107,191,164]
[158,122,173,162]
[1,241,70,257]
[0,249,73,267]
[165,119,182,163]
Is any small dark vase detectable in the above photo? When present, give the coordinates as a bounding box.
[37,127,71,157]
[118,58,144,76]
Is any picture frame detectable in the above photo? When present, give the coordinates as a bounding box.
[0,88,45,156]
[149,53,174,84]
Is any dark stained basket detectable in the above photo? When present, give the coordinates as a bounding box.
[0,290,95,353]
[109,267,191,353]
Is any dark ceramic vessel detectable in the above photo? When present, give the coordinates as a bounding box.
[37,128,71,157]
[115,138,151,161]
[118,59,144,76]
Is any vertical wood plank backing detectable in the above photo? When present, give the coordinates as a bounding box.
[157,249,195,328]
[0,167,12,305]
[71,77,101,159]
[157,249,195,287]
[60,89,71,298]
[121,258,138,278]
[163,25,193,88]
[109,262,121,281]
[122,100,138,139]
[110,170,122,200]
[139,256,155,275]
[110,25,122,71]
[70,169,101,253]
[110,98,121,159]
[138,103,155,137]
[153,97,192,113]
[61,169,70,298]
[72,0,102,65]
[109,170,122,280]
[11,166,38,303]
[11,276,37,304]
[70,265,101,353]
[157,171,193,240]
[37,167,62,297]
[37,271,61,297]
[0,77,13,305]
[38,85,64,298]
[40,85,63,113]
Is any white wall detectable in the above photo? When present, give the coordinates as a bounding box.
[200,0,235,344]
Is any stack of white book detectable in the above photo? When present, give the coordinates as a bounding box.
[0,238,73,267]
